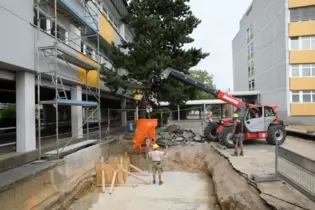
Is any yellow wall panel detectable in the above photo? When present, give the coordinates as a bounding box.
[77,53,101,88]
[291,104,315,116]
[289,21,315,37]
[289,0,315,8]
[290,78,315,90]
[100,14,115,45]
[289,50,315,64]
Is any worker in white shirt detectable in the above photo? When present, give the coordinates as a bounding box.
[148,143,168,185]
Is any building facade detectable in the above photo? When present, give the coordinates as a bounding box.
[232,0,315,125]
[0,0,133,153]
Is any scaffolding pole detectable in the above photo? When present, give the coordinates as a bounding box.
[36,0,101,159]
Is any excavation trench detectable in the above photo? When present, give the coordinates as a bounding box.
[63,142,270,210]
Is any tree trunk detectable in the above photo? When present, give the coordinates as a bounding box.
[139,93,146,119]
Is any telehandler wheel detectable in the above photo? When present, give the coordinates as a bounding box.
[203,122,218,142]
[267,125,286,145]
[220,127,234,149]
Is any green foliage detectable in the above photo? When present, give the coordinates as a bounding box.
[150,108,171,127]
[189,69,215,100]
[0,105,16,127]
[100,0,209,106]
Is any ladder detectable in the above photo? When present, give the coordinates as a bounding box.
[41,46,68,100]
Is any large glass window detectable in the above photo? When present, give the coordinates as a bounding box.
[291,65,300,76]
[290,64,315,77]
[290,36,315,50]
[291,91,300,103]
[291,90,315,103]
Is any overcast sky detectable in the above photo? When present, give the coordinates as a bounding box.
[187,0,252,91]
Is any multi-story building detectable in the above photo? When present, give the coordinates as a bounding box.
[232,0,315,125]
[0,0,133,153]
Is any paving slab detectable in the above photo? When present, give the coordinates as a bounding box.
[74,171,219,210]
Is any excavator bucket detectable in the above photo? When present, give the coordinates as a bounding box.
[132,119,158,151]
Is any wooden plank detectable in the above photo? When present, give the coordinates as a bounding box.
[130,164,149,176]
[109,171,117,194]
[116,164,124,184]
[101,168,106,193]
[122,169,150,185]
[102,164,114,185]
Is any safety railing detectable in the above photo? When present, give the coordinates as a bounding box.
[276,144,315,202]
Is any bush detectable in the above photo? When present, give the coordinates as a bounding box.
[0,105,16,127]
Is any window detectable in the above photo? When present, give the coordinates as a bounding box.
[246,24,253,43]
[290,64,315,77]
[248,61,254,77]
[290,36,315,50]
[86,45,94,59]
[264,107,276,117]
[302,37,311,50]
[290,6,315,22]
[302,65,311,76]
[248,79,255,91]
[290,37,299,50]
[303,91,312,102]
[291,91,300,103]
[291,90,315,103]
[33,10,48,32]
[51,22,66,41]
[248,43,254,60]
[291,65,300,76]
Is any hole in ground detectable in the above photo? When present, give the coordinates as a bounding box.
[63,142,272,210]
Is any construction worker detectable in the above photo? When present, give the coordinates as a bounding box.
[231,113,244,156]
[148,143,168,185]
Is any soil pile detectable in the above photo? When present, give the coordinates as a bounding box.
[156,124,205,147]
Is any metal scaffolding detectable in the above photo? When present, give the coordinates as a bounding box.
[35,0,101,159]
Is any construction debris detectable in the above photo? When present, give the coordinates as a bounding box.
[156,124,206,147]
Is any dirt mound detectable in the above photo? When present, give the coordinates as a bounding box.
[162,143,271,210]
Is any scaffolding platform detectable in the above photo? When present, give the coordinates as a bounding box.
[39,45,99,70]
[42,139,98,158]
[40,99,98,106]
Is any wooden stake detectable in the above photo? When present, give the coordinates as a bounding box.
[101,168,105,193]
[122,168,150,185]
[109,171,117,194]
[130,164,149,176]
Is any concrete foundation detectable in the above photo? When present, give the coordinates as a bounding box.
[0,138,131,210]
[16,71,36,152]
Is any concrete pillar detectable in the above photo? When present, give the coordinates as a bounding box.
[177,105,180,121]
[16,72,36,152]
[121,97,127,126]
[71,85,83,138]
[203,103,207,120]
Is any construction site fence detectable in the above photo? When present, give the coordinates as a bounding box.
[275,143,315,202]
[106,106,215,134]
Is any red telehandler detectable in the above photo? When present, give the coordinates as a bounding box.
[150,67,286,148]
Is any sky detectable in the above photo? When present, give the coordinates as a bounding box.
[187,0,252,91]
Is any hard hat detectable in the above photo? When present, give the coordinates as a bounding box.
[233,113,238,118]
[152,144,159,149]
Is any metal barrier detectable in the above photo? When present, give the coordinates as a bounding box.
[276,144,315,202]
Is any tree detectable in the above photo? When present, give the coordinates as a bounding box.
[0,105,16,127]
[189,69,215,100]
[100,0,209,117]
